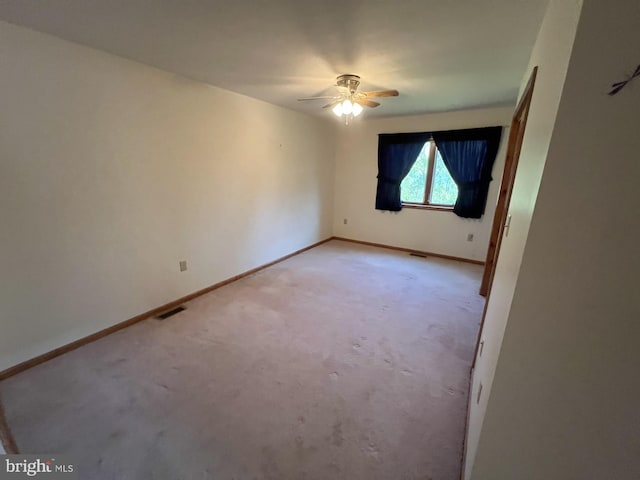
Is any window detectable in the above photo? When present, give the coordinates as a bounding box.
[400,140,458,208]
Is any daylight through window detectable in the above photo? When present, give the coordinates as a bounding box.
[400,141,458,207]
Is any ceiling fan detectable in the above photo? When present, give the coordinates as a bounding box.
[298,74,399,124]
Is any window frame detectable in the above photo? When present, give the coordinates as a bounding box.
[401,140,455,212]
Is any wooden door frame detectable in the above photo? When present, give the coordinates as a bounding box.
[473,66,537,366]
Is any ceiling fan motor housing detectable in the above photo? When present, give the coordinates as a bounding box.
[336,74,361,94]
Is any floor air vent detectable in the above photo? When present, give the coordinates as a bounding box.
[156,306,186,320]
[409,252,428,258]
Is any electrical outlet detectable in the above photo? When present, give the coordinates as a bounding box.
[179,260,187,272]
[477,382,483,404]
[343,218,348,225]
[467,233,474,242]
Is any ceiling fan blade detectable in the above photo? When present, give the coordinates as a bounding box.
[297,96,339,101]
[362,90,399,98]
[354,98,380,108]
[322,99,343,109]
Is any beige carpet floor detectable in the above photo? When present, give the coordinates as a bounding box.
[1,240,484,479]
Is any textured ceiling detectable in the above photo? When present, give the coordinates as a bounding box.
[0,0,548,118]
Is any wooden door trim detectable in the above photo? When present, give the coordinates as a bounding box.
[480,67,537,296]
[472,67,537,368]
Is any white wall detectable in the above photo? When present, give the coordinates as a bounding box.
[463,1,583,476]
[0,21,336,372]
[470,0,640,478]
[333,108,512,262]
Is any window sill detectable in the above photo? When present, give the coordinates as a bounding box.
[402,203,454,212]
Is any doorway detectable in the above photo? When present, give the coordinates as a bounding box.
[474,67,538,363]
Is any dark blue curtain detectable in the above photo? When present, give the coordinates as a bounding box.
[432,127,502,218]
[375,132,431,211]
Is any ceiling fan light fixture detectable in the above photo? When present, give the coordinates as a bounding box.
[342,99,353,115]
[352,102,363,117]
[332,103,343,116]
